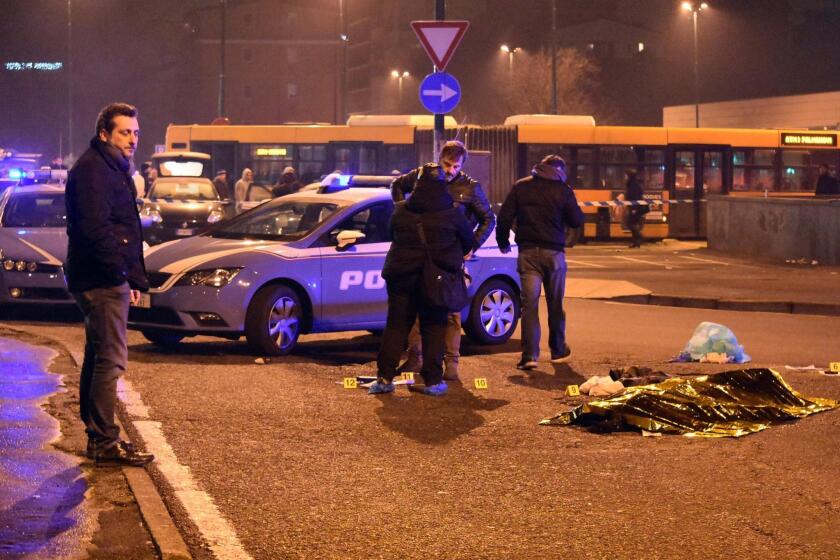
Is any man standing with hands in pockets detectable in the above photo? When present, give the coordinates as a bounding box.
[495,155,584,370]
[65,103,154,466]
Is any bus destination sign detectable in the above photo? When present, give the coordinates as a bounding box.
[781,132,837,147]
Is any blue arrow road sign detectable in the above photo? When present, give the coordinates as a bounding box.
[419,72,461,114]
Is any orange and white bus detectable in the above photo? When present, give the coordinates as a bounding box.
[165,115,840,239]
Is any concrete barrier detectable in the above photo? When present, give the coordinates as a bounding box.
[707,195,840,265]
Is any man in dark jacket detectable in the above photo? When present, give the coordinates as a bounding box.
[272,166,302,197]
[213,169,231,200]
[815,164,839,196]
[496,154,584,370]
[65,102,154,466]
[391,140,495,380]
[624,168,648,248]
[370,164,474,397]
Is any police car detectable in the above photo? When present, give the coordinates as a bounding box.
[0,182,73,306]
[129,177,521,355]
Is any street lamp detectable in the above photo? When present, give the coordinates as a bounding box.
[500,44,522,76]
[390,70,410,110]
[681,1,708,128]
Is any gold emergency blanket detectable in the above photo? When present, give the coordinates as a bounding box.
[541,368,839,437]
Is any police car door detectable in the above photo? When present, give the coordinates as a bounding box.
[317,201,393,329]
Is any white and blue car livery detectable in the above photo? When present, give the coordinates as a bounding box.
[130,183,521,355]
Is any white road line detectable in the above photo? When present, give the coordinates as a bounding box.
[117,379,254,560]
[678,255,731,265]
[566,259,607,268]
[614,255,675,268]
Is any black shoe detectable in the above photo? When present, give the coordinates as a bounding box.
[516,359,538,370]
[551,345,572,363]
[93,440,154,467]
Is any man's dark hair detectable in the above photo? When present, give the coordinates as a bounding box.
[439,140,468,163]
[95,103,138,135]
[541,154,566,170]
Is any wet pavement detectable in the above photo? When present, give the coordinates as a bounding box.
[0,337,90,560]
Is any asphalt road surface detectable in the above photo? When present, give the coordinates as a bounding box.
[12,296,840,560]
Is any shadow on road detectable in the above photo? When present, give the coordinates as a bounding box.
[0,306,82,324]
[0,467,86,557]
[374,382,508,445]
[507,363,587,392]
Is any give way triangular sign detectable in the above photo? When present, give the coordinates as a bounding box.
[411,20,470,72]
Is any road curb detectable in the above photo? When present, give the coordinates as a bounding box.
[22,327,192,560]
[607,294,840,316]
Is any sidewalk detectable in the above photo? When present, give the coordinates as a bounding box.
[564,240,840,316]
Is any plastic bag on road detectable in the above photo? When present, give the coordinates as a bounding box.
[671,321,750,364]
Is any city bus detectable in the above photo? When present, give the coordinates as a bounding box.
[165,116,840,239]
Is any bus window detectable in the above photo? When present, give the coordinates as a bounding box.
[386,145,414,174]
[675,151,695,196]
[640,148,665,191]
[703,151,724,194]
[243,144,294,185]
[600,146,637,191]
[574,148,595,189]
[733,149,775,192]
[781,149,836,191]
[298,145,327,182]
[360,145,377,174]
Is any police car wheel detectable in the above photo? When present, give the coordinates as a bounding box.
[141,330,185,347]
[245,284,302,356]
[464,279,520,345]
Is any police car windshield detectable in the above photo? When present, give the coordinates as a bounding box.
[211,199,342,241]
[2,193,66,228]
[149,181,218,201]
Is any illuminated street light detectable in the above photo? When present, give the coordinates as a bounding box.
[390,69,410,109]
[499,44,522,75]
[681,1,709,127]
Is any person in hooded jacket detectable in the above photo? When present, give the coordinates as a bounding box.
[391,140,495,380]
[496,154,584,371]
[65,102,154,466]
[624,168,648,248]
[370,163,474,397]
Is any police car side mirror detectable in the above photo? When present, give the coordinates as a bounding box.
[336,230,365,250]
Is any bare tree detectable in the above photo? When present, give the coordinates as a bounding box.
[488,47,615,122]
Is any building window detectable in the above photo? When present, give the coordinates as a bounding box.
[287,83,298,98]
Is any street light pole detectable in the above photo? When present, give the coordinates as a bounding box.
[682,1,708,128]
[218,0,227,118]
[551,0,557,114]
[67,0,73,161]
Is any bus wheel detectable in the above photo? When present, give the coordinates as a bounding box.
[464,279,520,345]
[245,284,302,356]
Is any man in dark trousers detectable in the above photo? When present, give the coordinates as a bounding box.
[624,168,648,248]
[65,103,154,466]
[496,155,584,370]
[391,140,495,380]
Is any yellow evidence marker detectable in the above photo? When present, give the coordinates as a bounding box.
[400,372,415,383]
[474,378,489,389]
[343,377,358,389]
[830,362,840,373]
[565,384,581,396]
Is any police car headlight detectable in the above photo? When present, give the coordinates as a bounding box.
[142,206,162,224]
[175,267,242,288]
[207,210,224,224]
[2,259,14,271]
[15,260,26,272]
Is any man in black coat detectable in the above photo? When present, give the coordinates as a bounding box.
[624,168,648,248]
[391,140,495,380]
[65,102,154,466]
[496,154,584,370]
[815,164,839,196]
[370,164,474,397]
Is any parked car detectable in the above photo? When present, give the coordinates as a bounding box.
[129,180,521,355]
[0,183,73,305]
[139,152,235,244]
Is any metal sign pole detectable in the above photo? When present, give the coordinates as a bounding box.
[433,0,445,161]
